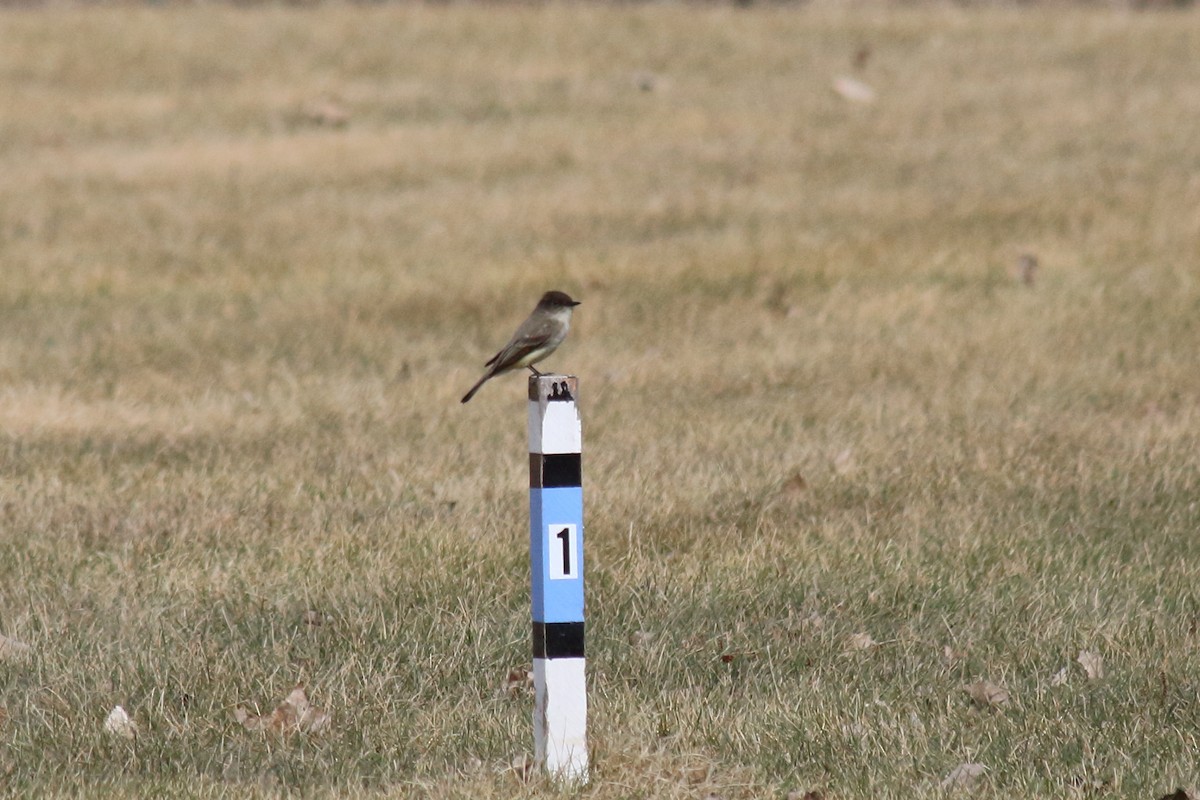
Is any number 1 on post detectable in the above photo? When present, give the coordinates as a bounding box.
[549,524,578,580]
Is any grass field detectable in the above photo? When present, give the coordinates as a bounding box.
[2,3,1200,797]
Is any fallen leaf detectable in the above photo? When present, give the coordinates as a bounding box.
[507,753,533,782]
[847,632,877,651]
[832,75,876,103]
[235,685,330,735]
[0,633,30,663]
[943,645,966,663]
[787,791,825,800]
[781,472,808,495]
[1077,650,1104,680]
[631,70,665,92]
[1070,775,1110,793]
[853,45,872,70]
[964,679,1010,708]
[103,705,138,740]
[832,448,855,476]
[501,666,534,697]
[680,763,711,785]
[302,98,349,127]
[628,630,653,648]
[1050,667,1070,686]
[940,762,985,789]
[762,281,792,316]
[1015,253,1038,286]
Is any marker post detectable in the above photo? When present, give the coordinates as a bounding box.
[528,374,588,782]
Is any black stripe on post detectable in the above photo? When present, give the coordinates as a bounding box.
[533,621,585,659]
[529,453,582,489]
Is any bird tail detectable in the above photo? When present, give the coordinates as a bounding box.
[460,373,491,404]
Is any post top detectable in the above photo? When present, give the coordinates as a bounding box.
[529,375,578,403]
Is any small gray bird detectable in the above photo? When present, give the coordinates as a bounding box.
[461,290,581,404]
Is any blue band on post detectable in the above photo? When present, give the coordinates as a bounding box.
[530,487,584,624]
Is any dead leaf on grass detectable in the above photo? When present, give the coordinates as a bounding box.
[235,685,330,735]
[1014,252,1039,286]
[846,632,877,651]
[1050,667,1070,686]
[680,762,712,785]
[942,644,966,663]
[501,666,534,697]
[632,70,669,92]
[832,75,876,103]
[0,633,30,663]
[628,630,654,648]
[787,791,825,800]
[1069,775,1110,794]
[301,98,349,127]
[964,679,1010,708]
[103,705,138,740]
[832,448,855,476]
[506,753,533,782]
[781,472,808,495]
[853,45,872,70]
[1077,650,1104,680]
[940,762,985,789]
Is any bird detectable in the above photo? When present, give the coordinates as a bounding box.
[460,290,581,404]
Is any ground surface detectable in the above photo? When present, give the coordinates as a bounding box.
[1,4,1199,797]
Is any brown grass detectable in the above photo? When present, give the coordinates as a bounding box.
[1,3,1200,797]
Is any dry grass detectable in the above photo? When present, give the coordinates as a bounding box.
[2,3,1200,797]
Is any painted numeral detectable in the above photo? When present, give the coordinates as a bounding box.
[548,524,578,580]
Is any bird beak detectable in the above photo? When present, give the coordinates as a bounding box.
[570,300,582,306]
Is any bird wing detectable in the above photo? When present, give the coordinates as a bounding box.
[487,335,547,370]
[484,315,560,370]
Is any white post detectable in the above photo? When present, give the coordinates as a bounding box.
[528,374,588,783]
